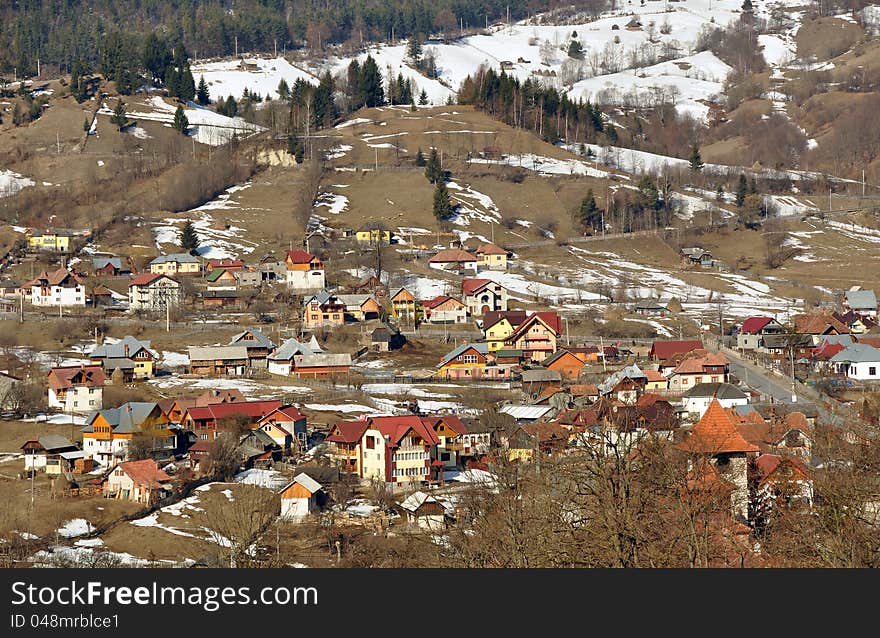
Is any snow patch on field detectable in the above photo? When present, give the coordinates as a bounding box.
[470,153,610,178]
[57,519,95,538]
[191,56,318,101]
[0,170,35,197]
[314,191,349,215]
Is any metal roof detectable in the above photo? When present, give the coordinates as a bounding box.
[188,346,249,361]
[499,405,554,420]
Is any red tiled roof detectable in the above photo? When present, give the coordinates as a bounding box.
[326,420,369,444]
[650,339,703,360]
[286,249,318,264]
[636,393,669,407]
[116,459,171,489]
[368,415,441,447]
[185,400,282,422]
[422,295,464,309]
[48,365,106,390]
[207,259,244,270]
[421,415,468,436]
[643,369,666,382]
[741,316,774,335]
[507,312,562,342]
[129,273,167,287]
[261,406,307,423]
[755,454,811,482]
[429,249,477,263]
[483,310,528,330]
[475,243,508,255]
[569,384,599,397]
[677,399,760,454]
[461,278,494,295]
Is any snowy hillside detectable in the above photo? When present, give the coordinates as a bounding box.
[190,57,320,101]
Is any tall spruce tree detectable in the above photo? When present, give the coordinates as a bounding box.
[425,148,442,183]
[415,148,426,166]
[433,182,453,221]
[172,105,189,134]
[359,55,385,108]
[180,220,200,253]
[576,189,600,229]
[736,174,748,207]
[419,88,429,105]
[689,144,704,172]
[110,99,129,131]
[196,76,211,105]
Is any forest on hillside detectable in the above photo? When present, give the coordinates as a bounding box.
[0,0,611,76]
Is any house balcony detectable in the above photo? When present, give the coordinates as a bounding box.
[443,441,465,451]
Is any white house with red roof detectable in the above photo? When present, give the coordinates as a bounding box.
[25,268,86,307]
[461,278,508,316]
[285,249,325,292]
[104,458,172,504]
[359,415,441,485]
[429,249,478,274]
[128,273,181,311]
[257,406,307,451]
[736,316,784,351]
[422,295,467,324]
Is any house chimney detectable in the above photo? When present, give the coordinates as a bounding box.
[124,344,130,357]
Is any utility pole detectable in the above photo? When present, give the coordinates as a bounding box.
[235,36,239,58]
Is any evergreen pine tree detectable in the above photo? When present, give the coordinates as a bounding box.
[110,99,129,131]
[736,174,748,207]
[415,148,426,166]
[196,75,210,105]
[689,144,704,172]
[433,182,453,221]
[604,122,618,143]
[577,189,600,229]
[407,34,423,66]
[567,40,583,59]
[277,78,290,101]
[419,88,429,105]
[716,184,725,202]
[164,64,180,98]
[180,220,200,253]
[749,177,758,194]
[312,71,338,129]
[172,105,189,134]
[178,65,196,102]
[425,148,442,183]
[359,55,385,107]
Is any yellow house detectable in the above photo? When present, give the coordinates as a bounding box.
[89,336,158,379]
[391,287,421,322]
[644,369,669,391]
[482,310,528,351]
[28,231,71,252]
[149,253,201,275]
[82,402,173,465]
[356,222,392,244]
[475,243,509,270]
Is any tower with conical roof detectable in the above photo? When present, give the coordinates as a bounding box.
[677,399,759,521]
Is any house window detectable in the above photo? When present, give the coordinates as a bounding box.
[366,436,375,449]
[871,367,877,377]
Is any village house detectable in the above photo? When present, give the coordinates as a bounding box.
[541,349,587,381]
[649,339,704,362]
[844,288,878,319]
[188,346,249,376]
[422,414,469,470]
[205,267,239,290]
[182,400,283,441]
[833,310,876,335]
[82,402,175,464]
[356,221,393,245]
[27,229,72,252]
[47,365,105,413]
[462,278,508,316]
[21,435,79,474]
[302,290,346,328]
[370,324,405,352]
[422,295,468,324]
[206,258,244,272]
[677,399,760,521]
[597,365,648,402]
[200,290,247,309]
[398,492,453,530]
[429,249,478,274]
[325,420,370,474]
[286,249,325,292]
[634,301,669,317]
[737,316,785,351]
[280,473,325,520]
[26,268,86,307]
[149,253,201,276]
[90,336,159,380]
[829,343,880,380]
[258,254,287,282]
[458,420,493,458]
[267,337,323,376]
[507,423,570,461]
[755,454,814,510]
[474,243,510,270]
[680,247,715,267]
[682,382,749,418]
[666,351,730,392]
[482,310,528,351]
[503,312,563,363]
[92,257,128,277]
[643,369,668,391]
[793,312,850,345]
[103,459,172,505]
[357,415,441,485]
[258,406,307,452]
[335,293,382,321]
[390,287,421,323]
[229,328,275,369]
[291,352,353,379]
[128,273,181,311]
[438,342,512,380]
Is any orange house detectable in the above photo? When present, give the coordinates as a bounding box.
[303,290,346,328]
[286,249,325,291]
[542,349,586,380]
[326,421,369,474]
